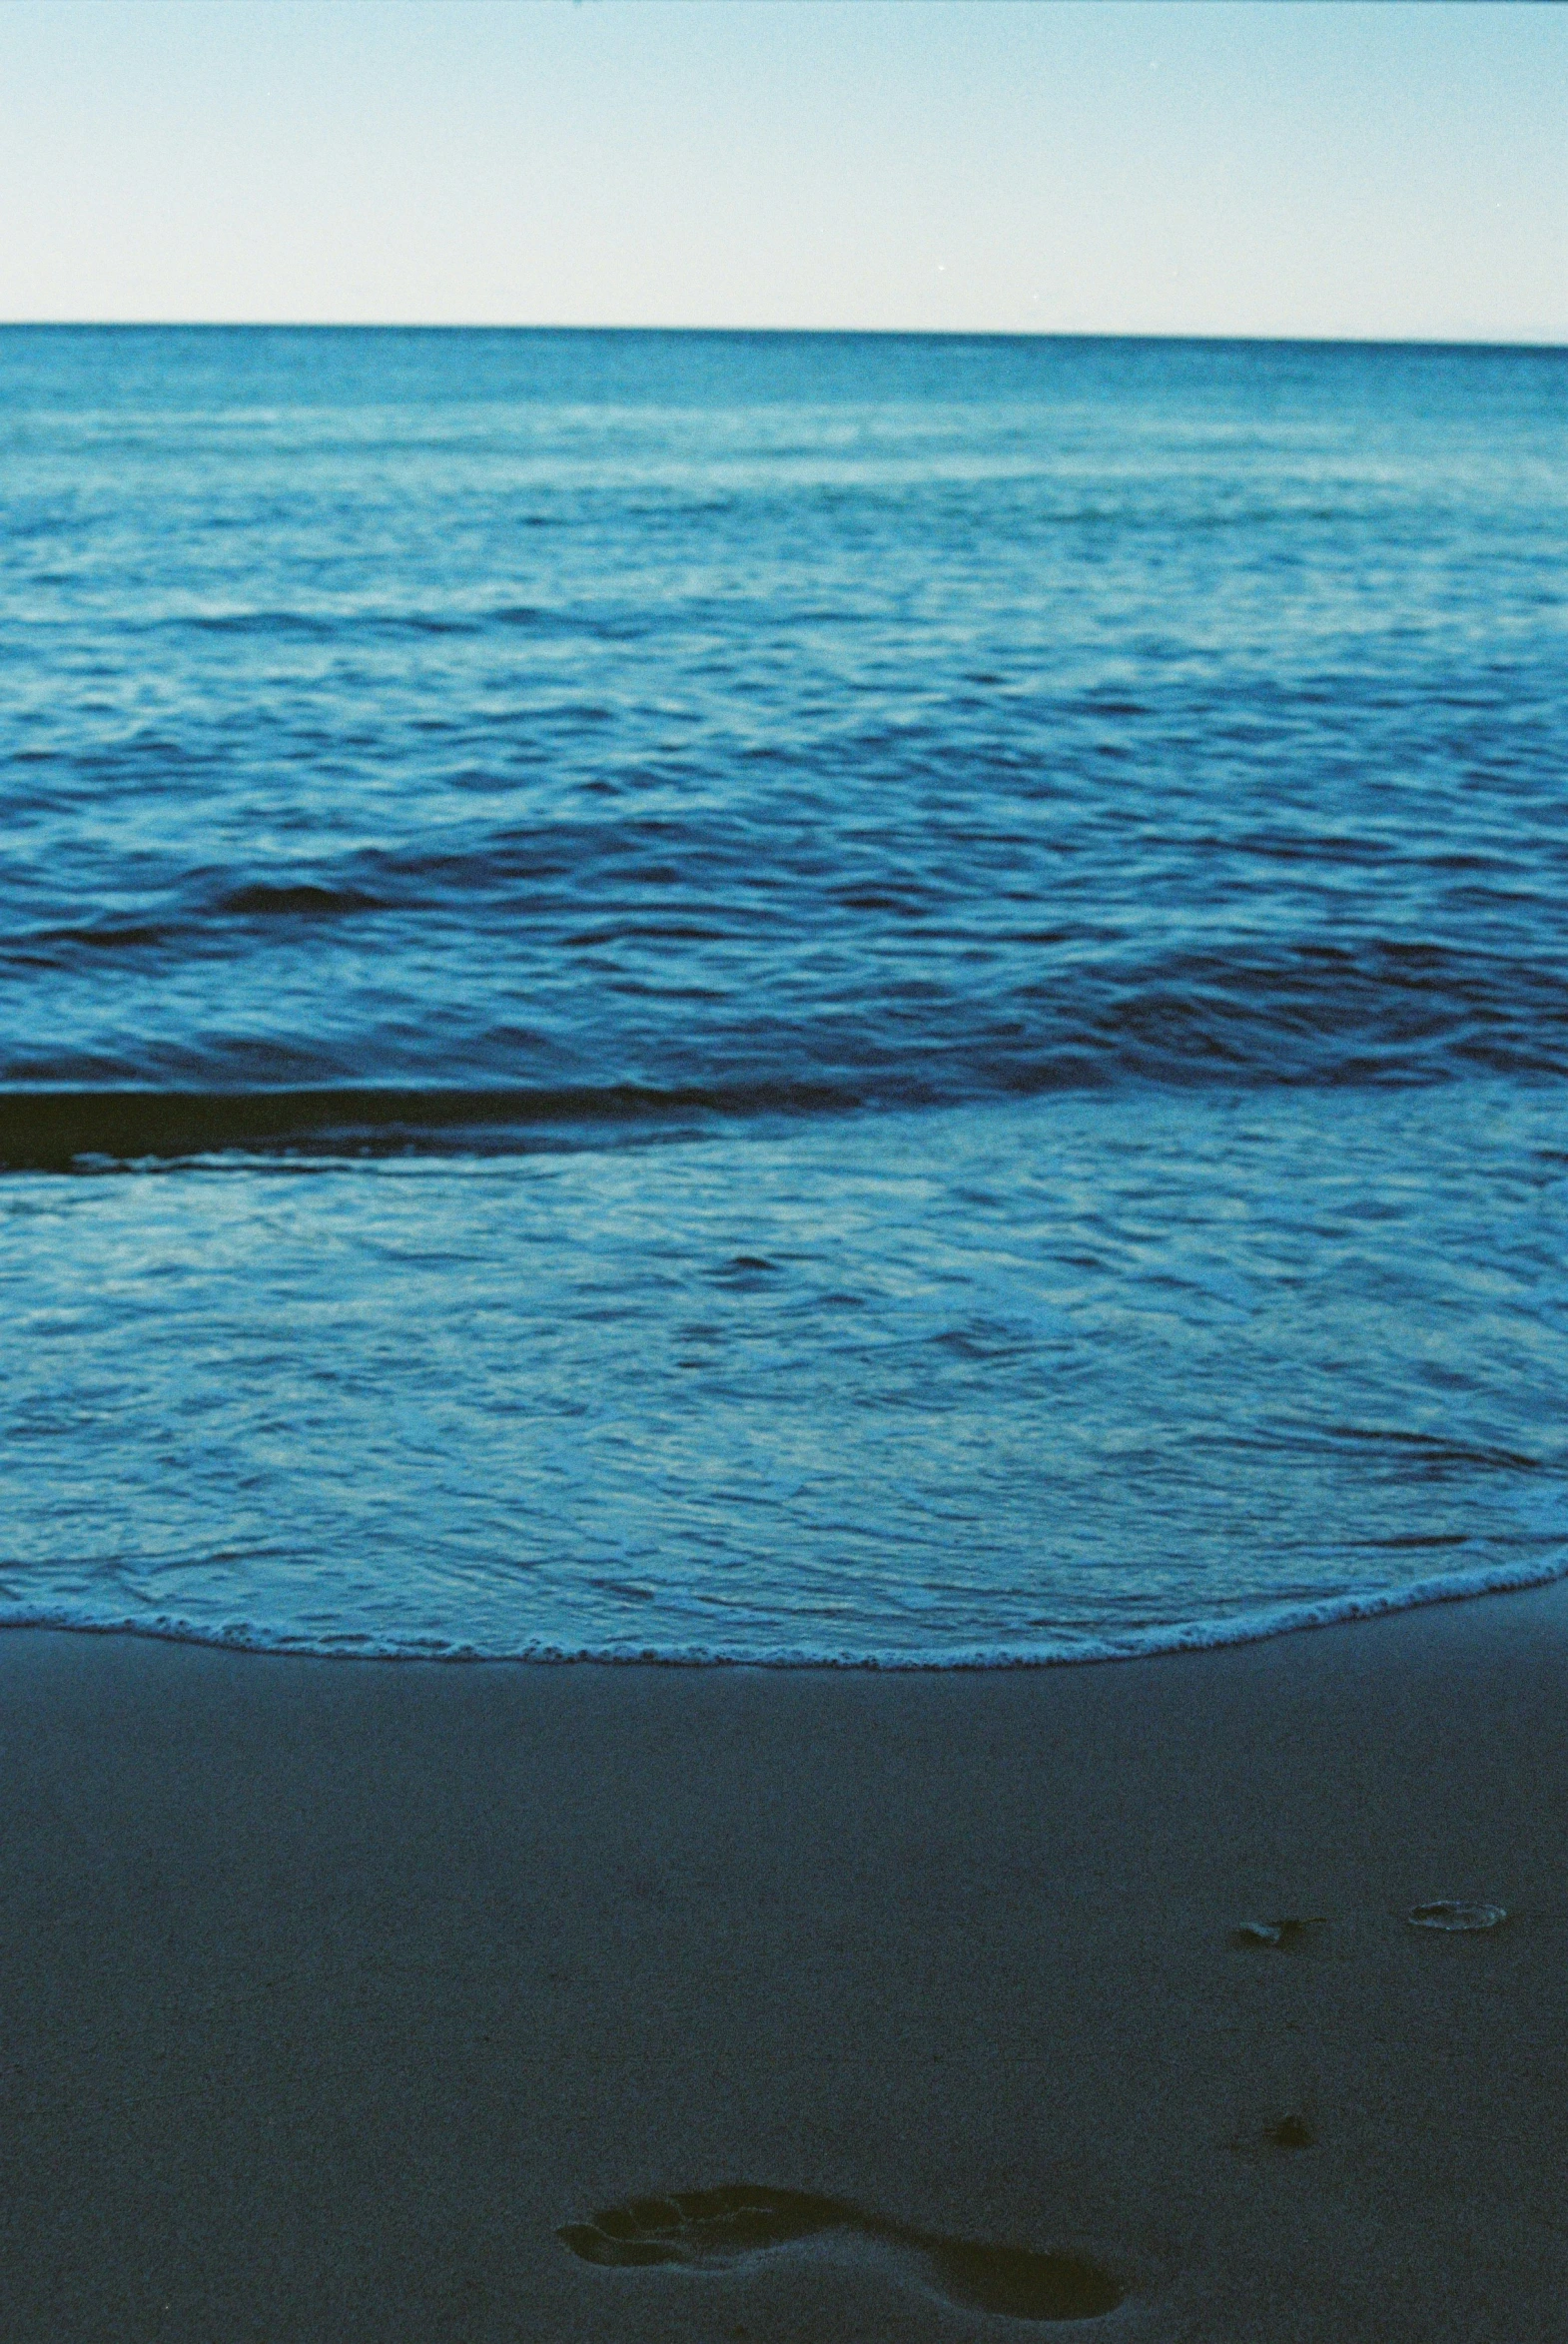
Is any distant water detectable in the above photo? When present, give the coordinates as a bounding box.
[2,326,1565,1662]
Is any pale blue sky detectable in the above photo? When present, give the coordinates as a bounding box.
[1,1,1562,342]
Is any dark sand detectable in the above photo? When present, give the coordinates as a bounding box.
[1,1582,1565,2342]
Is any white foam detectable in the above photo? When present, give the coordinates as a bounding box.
[1,1547,1565,1668]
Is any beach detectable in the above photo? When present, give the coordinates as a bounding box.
[5,83,1566,2344]
[0,1584,1563,2342]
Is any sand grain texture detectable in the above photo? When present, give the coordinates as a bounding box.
[0,1584,1564,2341]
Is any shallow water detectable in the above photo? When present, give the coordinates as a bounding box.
[2,328,1565,1660]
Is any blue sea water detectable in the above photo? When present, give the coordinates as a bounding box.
[2,325,1565,1661]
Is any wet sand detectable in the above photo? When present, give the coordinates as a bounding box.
[0,1581,1564,2342]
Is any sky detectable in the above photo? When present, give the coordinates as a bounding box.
[0,0,1563,344]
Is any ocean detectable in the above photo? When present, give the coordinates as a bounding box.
[2,324,1564,1663]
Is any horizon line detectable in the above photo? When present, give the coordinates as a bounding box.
[3,321,1565,354]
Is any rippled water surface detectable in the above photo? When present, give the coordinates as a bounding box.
[2,328,1565,1658]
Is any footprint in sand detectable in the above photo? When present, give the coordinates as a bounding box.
[558,2183,1125,2322]
[1406,1901,1506,1933]
[1229,1917,1330,1953]
[1226,2110,1316,2156]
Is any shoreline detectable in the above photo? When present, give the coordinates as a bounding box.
[1,1580,1565,2339]
[5,1539,1566,1670]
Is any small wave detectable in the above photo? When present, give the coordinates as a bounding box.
[0,1080,858,1170]
[216,883,389,918]
[1319,1424,1543,1474]
[1,1547,1563,1667]
[186,609,339,641]
[0,919,178,966]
